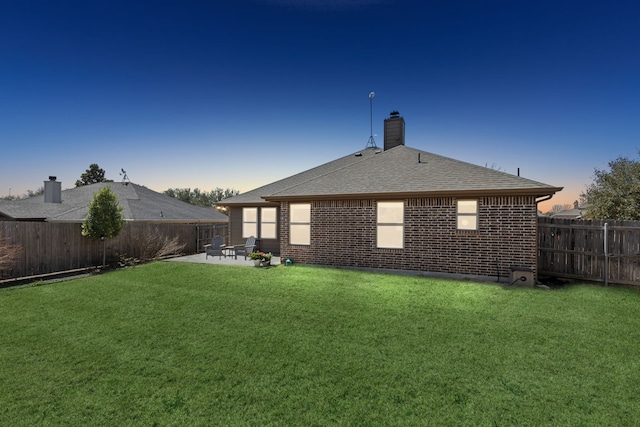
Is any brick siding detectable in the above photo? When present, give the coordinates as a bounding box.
[280,196,538,280]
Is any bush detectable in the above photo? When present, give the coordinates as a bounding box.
[0,236,23,278]
[139,234,187,262]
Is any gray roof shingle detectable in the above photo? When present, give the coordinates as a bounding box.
[220,145,561,204]
[0,182,228,223]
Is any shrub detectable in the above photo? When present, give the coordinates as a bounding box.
[139,234,187,261]
[0,235,23,278]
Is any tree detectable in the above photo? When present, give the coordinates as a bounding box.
[163,187,239,207]
[76,164,113,187]
[25,187,45,198]
[82,187,125,239]
[213,187,240,202]
[82,187,125,267]
[581,153,640,220]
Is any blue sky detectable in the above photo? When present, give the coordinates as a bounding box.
[1,0,638,212]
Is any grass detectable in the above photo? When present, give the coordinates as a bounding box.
[1,262,639,426]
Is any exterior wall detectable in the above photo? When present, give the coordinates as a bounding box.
[228,207,244,246]
[279,196,539,280]
[228,206,280,254]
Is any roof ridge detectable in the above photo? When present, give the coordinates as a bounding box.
[267,148,380,197]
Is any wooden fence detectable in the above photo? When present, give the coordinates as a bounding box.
[4,218,638,285]
[538,217,640,286]
[0,221,225,280]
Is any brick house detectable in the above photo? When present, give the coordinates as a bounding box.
[218,113,562,281]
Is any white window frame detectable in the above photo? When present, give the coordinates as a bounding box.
[457,200,478,230]
[289,203,311,245]
[242,207,258,238]
[377,201,404,249]
[260,207,277,239]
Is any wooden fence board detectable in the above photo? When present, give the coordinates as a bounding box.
[0,221,219,279]
[538,217,640,286]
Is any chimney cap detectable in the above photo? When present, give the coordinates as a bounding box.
[49,176,57,181]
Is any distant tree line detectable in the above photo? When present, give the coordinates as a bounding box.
[1,188,44,201]
[163,187,239,207]
[2,164,240,208]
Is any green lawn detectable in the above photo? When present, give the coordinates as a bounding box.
[1,262,639,426]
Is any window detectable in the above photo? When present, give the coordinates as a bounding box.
[242,207,257,238]
[290,203,310,245]
[261,207,277,239]
[457,200,478,230]
[377,201,404,248]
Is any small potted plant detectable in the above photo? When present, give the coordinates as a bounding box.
[249,251,273,267]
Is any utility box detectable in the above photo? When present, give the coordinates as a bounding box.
[509,266,535,287]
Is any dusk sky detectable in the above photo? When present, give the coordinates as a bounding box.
[1,0,638,212]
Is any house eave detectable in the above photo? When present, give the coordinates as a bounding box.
[216,200,281,208]
[45,218,228,224]
[262,187,564,202]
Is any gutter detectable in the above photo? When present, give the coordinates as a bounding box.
[264,188,564,203]
[535,195,553,205]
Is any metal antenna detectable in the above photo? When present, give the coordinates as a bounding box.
[120,168,130,185]
[365,91,378,148]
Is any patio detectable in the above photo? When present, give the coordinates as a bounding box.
[167,252,281,267]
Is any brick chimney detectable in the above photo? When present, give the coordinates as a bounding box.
[384,111,405,150]
[44,176,62,203]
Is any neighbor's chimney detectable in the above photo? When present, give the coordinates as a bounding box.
[384,111,405,150]
[44,176,62,203]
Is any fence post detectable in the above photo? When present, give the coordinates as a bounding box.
[603,222,608,287]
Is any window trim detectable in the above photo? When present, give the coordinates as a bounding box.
[242,207,258,238]
[376,201,404,249]
[289,203,311,245]
[457,200,478,230]
[260,207,277,240]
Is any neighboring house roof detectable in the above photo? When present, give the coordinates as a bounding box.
[220,145,562,205]
[551,201,587,219]
[0,182,228,223]
[551,208,585,219]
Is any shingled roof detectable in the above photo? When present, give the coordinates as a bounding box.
[219,145,562,205]
[0,182,228,223]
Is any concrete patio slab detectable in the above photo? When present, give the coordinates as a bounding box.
[166,252,281,267]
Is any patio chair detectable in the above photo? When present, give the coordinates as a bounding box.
[204,235,225,259]
[234,236,256,260]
